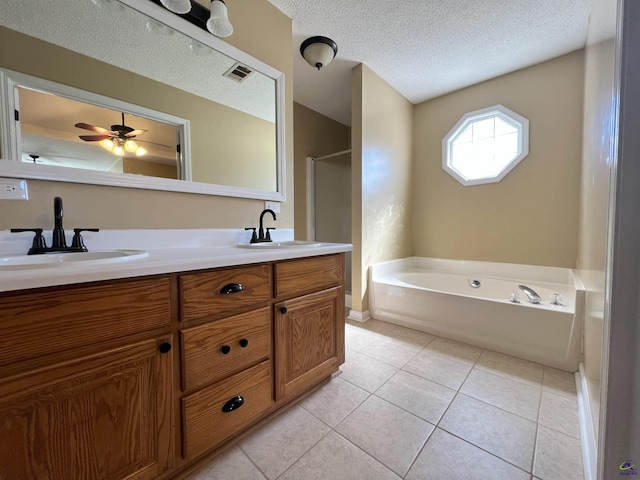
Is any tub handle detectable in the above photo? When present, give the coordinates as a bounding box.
[469,279,481,289]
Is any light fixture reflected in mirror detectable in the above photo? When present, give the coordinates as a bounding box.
[300,36,338,70]
[160,0,191,14]
[207,0,234,38]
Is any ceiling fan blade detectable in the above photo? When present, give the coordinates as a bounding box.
[79,135,112,141]
[74,122,111,135]
[124,129,148,137]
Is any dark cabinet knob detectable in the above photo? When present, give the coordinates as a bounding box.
[221,395,244,413]
[220,283,244,295]
[239,339,249,348]
[159,342,172,354]
[220,345,231,355]
[280,306,287,314]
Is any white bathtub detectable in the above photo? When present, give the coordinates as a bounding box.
[369,257,584,371]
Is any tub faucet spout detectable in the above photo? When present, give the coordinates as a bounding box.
[518,285,541,304]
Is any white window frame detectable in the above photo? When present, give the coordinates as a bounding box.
[442,104,529,186]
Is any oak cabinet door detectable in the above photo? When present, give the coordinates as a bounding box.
[0,337,173,480]
[274,287,344,401]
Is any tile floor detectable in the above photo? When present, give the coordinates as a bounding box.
[187,319,584,480]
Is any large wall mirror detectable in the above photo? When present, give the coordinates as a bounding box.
[0,0,285,200]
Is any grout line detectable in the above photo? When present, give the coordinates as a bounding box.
[273,428,333,480]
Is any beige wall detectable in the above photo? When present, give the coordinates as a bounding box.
[292,102,350,239]
[412,50,585,268]
[0,1,293,231]
[352,64,413,313]
[577,39,616,449]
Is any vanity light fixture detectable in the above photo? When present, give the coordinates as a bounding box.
[206,0,233,38]
[300,36,338,70]
[160,0,191,14]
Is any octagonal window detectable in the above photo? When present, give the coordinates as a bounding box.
[442,105,529,186]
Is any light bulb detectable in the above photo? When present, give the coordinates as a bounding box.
[112,144,124,156]
[100,139,114,150]
[160,0,191,14]
[135,147,148,157]
[124,140,138,152]
[206,0,233,38]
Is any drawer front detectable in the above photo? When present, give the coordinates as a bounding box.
[181,308,271,391]
[182,360,272,459]
[180,264,271,322]
[275,254,343,299]
[0,277,171,368]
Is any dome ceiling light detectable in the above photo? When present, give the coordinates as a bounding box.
[300,36,338,70]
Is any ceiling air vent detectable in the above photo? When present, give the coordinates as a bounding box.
[223,62,254,83]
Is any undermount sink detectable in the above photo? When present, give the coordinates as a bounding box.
[236,240,322,249]
[0,250,148,270]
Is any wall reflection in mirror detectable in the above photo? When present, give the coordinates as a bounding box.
[0,0,283,198]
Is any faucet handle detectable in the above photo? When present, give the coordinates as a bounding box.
[10,228,47,251]
[265,227,276,241]
[71,228,99,251]
[244,227,257,243]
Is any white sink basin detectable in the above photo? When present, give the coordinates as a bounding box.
[0,250,148,270]
[237,240,322,249]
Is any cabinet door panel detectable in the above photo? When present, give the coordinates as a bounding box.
[275,287,344,401]
[0,338,173,480]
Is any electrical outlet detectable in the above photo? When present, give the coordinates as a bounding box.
[265,201,280,213]
[0,177,28,200]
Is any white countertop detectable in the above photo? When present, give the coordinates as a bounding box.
[0,229,352,293]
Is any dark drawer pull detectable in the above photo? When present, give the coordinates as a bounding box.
[280,306,287,314]
[220,283,244,295]
[239,339,249,348]
[220,345,231,355]
[221,395,244,413]
[159,342,172,354]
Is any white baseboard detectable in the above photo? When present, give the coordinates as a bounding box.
[345,294,352,309]
[347,309,370,322]
[576,362,597,480]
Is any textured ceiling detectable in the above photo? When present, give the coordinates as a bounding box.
[268,0,597,125]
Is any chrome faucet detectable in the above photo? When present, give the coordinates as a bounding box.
[11,197,99,254]
[518,285,542,304]
[245,209,277,243]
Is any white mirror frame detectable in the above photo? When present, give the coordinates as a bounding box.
[0,0,286,201]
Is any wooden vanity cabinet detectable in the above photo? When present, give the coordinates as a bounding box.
[0,277,174,480]
[0,252,346,479]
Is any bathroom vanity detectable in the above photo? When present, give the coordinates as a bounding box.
[0,238,348,479]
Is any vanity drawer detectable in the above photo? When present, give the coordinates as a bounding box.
[274,254,343,299]
[180,264,271,322]
[0,277,171,368]
[181,307,271,391]
[182,360,272,459]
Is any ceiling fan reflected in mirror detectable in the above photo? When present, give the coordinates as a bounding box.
[75,113,148,157]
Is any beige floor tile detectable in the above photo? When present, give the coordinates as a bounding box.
[439,394,537,471]
[185,447,266,480]
[533,425,583,479]
[339,352,398,392]
[375,370,455,424]
[403,350,472,390]
[345,347,356,359]
[475,350,544,387]
[460,368,541,421]
[542,367,577,398]
[347,318,396,335]
[336,395,434,476]
[299,377,369,427]
[384,326,436,347]
[406,428,530,480]
[360,337,422,368]
[345,324,379,352]
[279,431,400,480]
[239,406,329,479]
[425,337,483,365]
[538,391,581,439]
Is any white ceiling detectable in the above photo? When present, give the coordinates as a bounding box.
[268,0,598,126]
